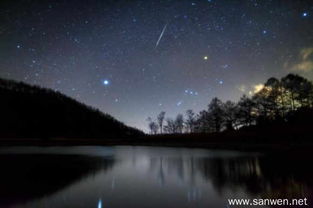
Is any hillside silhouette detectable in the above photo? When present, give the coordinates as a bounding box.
[0,78,143,139]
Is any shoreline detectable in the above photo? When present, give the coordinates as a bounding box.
[1,137,313,152]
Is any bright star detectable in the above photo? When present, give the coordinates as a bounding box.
[303,12,308,17]
[103,80,110,86]
[262,30,267,34]
[219,80,224,85]
[17,45,21,49]
[204,56,208,60]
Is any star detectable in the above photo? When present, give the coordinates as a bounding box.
[222,64,229,69]
[103,80,110,86]
[1,0,313,133]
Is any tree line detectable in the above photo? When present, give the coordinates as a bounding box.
[147,74,313,134]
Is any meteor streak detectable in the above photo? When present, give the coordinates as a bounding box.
[155,23,168,49]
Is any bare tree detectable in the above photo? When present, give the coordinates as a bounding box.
[150,122,159,134]
[185,109,195,133]
[146,117,159,134]
[163,118,176,134]
[175,114,184,133]
[157,111,166,134]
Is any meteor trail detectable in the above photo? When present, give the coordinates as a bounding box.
[155,23,168,49]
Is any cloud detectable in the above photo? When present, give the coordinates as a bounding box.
[300,48,313,60]
[291,47,313,73]
[253,84,264,94]
[292,61,313,72]
[237,84,264,96]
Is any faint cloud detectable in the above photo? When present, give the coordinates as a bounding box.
[237,84,264,96]
[300,48,313,60]
[291,47,313,72]
[292,61,313,72]
[253,84,264,94]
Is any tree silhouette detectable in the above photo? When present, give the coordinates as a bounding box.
[222,101,238,130]
[185,109,195,133]
[147,117,159,134]
[237,95,255,127]
[281,74,313,110]
[157,111,166,134]
[207,97,224,132]
[175,114,184,133]
[147,73,313,135]
[164,118,176,134]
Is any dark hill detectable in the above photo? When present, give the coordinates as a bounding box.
[0,78,143,139]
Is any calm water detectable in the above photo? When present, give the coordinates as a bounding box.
[0,146,312,208]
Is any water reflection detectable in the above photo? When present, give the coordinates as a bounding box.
[0,153,115,207]
[1,146,312,208]
[97,199,102,208]
[198,156,312,199]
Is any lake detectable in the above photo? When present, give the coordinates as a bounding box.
[0,146,312,208]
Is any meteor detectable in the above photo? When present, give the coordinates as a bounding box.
[155,23,168,49]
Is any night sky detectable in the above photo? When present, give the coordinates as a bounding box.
[1,0,313,131]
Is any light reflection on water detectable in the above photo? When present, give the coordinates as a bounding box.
[0,146,311,208]
[98,199,102,208]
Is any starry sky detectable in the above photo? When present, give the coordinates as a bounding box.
[1,0,313,131]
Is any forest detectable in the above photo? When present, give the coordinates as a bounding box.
[147,74,313,135]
